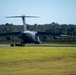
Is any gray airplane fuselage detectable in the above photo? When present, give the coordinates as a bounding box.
[21,31,40,44]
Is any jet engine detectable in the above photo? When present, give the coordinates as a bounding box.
[53,36,59,39]
[6,36,12,40]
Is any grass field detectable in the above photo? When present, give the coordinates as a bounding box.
[0,44,76,75]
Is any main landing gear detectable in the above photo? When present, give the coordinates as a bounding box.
[10,43,25,47]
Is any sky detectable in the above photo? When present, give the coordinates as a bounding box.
[0,0,76,25]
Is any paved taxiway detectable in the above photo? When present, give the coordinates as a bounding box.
[0,43,50,47]
[0,43,76,47]
[0,44,10,46]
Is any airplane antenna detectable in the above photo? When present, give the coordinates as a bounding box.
[5,15,39,31]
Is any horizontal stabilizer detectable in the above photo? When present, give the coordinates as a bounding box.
[5,15,39,31]
[5,15,39,18]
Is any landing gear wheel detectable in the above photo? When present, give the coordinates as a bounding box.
[11,44,14,47]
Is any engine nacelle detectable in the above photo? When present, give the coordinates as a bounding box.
[6,36,12,40]
[43,36,47,39]
[53,36,59,39]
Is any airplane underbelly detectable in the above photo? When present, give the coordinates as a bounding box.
[21,33,35,43]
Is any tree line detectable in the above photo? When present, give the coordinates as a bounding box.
[0,22,76,36]
[0,22,76,43]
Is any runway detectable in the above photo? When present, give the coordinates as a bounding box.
[0,43,76,47]
[0,43,40,47]
[0,44,10,46]
[0,43,44,47]
[0,43,52,47]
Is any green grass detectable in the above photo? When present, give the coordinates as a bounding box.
[0,44,76,75]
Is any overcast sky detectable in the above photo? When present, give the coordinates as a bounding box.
[0,0,76,25]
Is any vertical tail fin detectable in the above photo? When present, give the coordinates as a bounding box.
[5,15,39,31]
[22,16,27,31]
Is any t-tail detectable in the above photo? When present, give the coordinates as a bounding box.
[5,15,39,31]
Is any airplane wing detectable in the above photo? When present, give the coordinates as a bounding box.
[0,32,21,39]
[36,32,70,39]
[36,32,61,36]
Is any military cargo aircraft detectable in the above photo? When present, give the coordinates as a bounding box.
[0,15,69,46]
